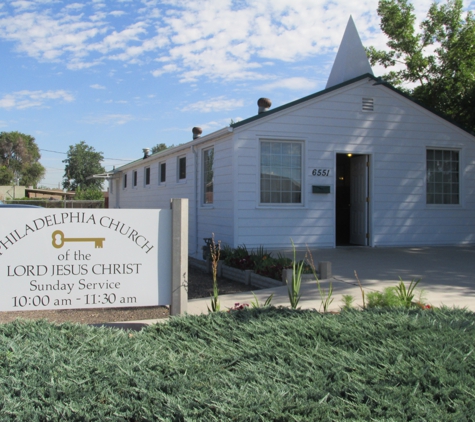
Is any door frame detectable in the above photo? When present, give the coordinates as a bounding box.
[334,153,372,247]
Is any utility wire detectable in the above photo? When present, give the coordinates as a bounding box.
[40,148,131,162]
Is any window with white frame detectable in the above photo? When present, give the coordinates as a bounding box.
[160,162,166,184]
[260,141,302,204]
[203,148,214,204]
[144,167,151,186]
[133,170,138,187]
[178,156,186,180]
[426,149,459,204]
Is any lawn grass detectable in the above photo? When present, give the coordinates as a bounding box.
[1,307,474,421]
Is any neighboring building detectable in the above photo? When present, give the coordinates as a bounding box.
[26,188,74,200]
[0,186,26,200]
[107,17,475,257]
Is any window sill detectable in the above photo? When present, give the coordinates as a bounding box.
[256,204,305,209]
[426,203,462,209]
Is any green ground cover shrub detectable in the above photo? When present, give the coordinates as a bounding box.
[1,308,475,420]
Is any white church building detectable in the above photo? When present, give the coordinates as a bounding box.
[107,17,475,257]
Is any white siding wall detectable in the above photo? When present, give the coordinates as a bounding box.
[233,79,475,249]
[108,136,235,257]
[196,138,234,253]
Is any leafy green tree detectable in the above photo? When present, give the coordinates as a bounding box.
[63,141,105,191]
[367,0,475,132]
[151,143,174,154]
[74,186,104,201]
[0,131,45,187]
[0,166,13,185]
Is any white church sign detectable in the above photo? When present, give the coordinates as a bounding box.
[0,208,177,312]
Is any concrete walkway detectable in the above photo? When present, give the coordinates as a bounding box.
[126,246,475,325]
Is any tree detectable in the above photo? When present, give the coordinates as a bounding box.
[63,141,105,191]
[151,143,174,154]
[74,186,104,201]
[0,131,45,187]
[367,0,475,132]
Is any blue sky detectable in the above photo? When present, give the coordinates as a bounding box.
[0,0,472,189]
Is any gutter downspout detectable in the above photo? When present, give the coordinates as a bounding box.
[191,145,199,257]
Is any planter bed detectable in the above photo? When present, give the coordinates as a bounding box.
[250,272,285,288]
[191,259,331,290]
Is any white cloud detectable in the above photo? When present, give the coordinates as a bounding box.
[10,1,35,11]
[0,90,74,109]
[151,63,178,77]
[90,84,106,89]
[65,3,85,11]
[110,10,126,17]
[197,117,235,132]
[0,10,107,64]
[0,0,447,86]
[183,96,245,113]
[91,21,148,54]
[259,77,319,92]
[84,113,134,125]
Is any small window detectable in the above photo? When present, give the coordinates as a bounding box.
[144,167,151,186]
[160,162,166,184]
[178,156,186,180]
[133,170,138,187]
[123,174,127,189]
[426,149,459,204]
[203,148,214,204]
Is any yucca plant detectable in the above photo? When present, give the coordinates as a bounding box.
[395,277,421,308]
[250,292,274,308]
[287,239,304,309]
[306,246,334,312]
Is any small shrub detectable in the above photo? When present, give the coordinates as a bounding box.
[255,255,292,280]
[219,243,233,261]
[74,186,104,200]
[224,245,254,270]
[366,287,405,308]
[250,245,272,266]
[341,294,355,310]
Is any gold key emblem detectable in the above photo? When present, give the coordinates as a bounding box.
[52,230,105,249]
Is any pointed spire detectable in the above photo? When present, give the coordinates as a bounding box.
[326,16,373,89]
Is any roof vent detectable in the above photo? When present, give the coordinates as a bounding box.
[192,127,203,139]
[143,148,150,159]
[258,97,272,114]
[362,97,374,112]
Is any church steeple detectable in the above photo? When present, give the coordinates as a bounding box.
[326,16,373,89]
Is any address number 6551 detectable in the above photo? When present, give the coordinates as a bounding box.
[312,169,330,176]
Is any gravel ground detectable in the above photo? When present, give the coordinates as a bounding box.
[0,266,253,325]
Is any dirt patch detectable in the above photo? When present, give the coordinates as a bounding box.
[0,266,253,325]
